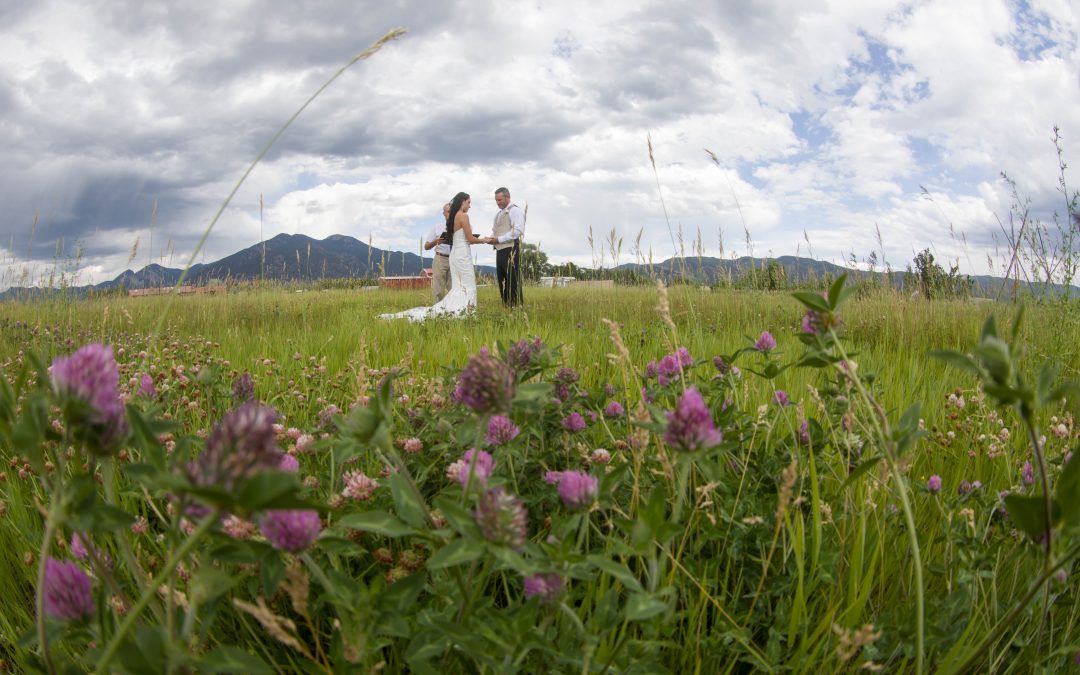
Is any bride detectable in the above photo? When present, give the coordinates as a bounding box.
[379,192,493,322]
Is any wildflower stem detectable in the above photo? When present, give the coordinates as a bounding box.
[1021,407,1053,645]
[95,509,222,673]
[101,459,159,621]
[833,336,925,675]
[951,539,1080,673]
[35,499,61,675]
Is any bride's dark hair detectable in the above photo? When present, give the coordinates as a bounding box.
[445,192,469,247]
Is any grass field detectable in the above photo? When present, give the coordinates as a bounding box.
[0,282,1078,673]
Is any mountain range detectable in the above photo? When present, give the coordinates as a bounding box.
[0,233,1076,301]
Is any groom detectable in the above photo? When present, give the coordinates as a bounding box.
[491,187,525,308]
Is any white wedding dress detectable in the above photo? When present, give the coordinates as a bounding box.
[379,228,477,322]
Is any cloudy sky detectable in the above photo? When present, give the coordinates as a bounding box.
[2,0,1079,286]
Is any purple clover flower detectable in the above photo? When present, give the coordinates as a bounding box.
[676,347,693,367]
[189,402,283,492]
[927,475,942,494]
[561,412,586,433]
[645,361,659,379]
[773,390,790,407]
[1021,460,1035,487]
[278,454,300,473]
[555,367,580,385]
[713,356,730,375]
[455,352,516,415]
[259,510,322,552]
[754,331,776,353]
[473,487,527,550]
[50,343,128,455]
[137,374,156,399]
[664,387,722,452]
[604,401,625,418]
[798,420,811,445]
[657,355,681,378]
[69,533,90,561]
[505,337,544,373]
[456,449,495,488]
[42,557,94,621]
[544,470,598,510]
[485,415,521,446]
[232,371,255,404]
[524,573,564,604]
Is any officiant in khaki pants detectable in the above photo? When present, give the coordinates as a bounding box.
[424,203,453,301]
[491,187,524,307]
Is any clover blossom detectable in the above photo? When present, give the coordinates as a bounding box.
[664,387,722,452]
[774,390,791,407]
[561,412,586,433]
[545,470,598,510]
[505,337,544,374]
[1021,460,1035,487]
[232,371,255,404]
[473,487,528,550]
[524,573,564,604]
[137,374,156,399]
[50,343,128,455]
[42,557,94,622]
[454,352,516,415]
[189,402,283,492]
[604,401,625,418]
[485,415,521,446]
[927,475,942,494]
[454,449,494,488]
[260,510,322,552]
[342,470,378,501]
[754,331,777,352]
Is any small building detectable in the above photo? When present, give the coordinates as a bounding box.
[128,284,226,297]
[538,276,578,287]
[378,276,431,290]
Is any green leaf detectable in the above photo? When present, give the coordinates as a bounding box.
[840,455,883,491]
[345,407,380,443]
[513,382,553,403]
[827,273,853,310]
[980,315,999,341]
[80,504,136,533]
[426,538,484,569]
[1056,454,1080,530]
[791,292,830,313]
[1009,305,1025,345]
[388,472,428,527]
[190,569,240,604]
[336,511,416,538]
[1036,361,1060,406]
[624,592,669,621]
[200,646,273,674]
[1004,494,1058,541]
[432,496,481,537]
[973,337,1012,385]
[586,555,643,593]
[234,470,303,513]
[488,545,534,574]
[929,350,980,376]
[378,569,426,613]
[260,548,285,597]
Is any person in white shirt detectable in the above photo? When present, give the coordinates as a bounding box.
[424,203,453,301]
[490,187,525,307]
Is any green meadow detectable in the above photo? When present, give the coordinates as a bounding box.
[0,283,1078,673]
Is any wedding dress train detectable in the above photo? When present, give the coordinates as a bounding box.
[378,228,477,322]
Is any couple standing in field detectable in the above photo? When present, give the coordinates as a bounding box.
[380,187,524,322]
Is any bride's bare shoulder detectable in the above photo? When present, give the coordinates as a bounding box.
[454,212,470,231]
